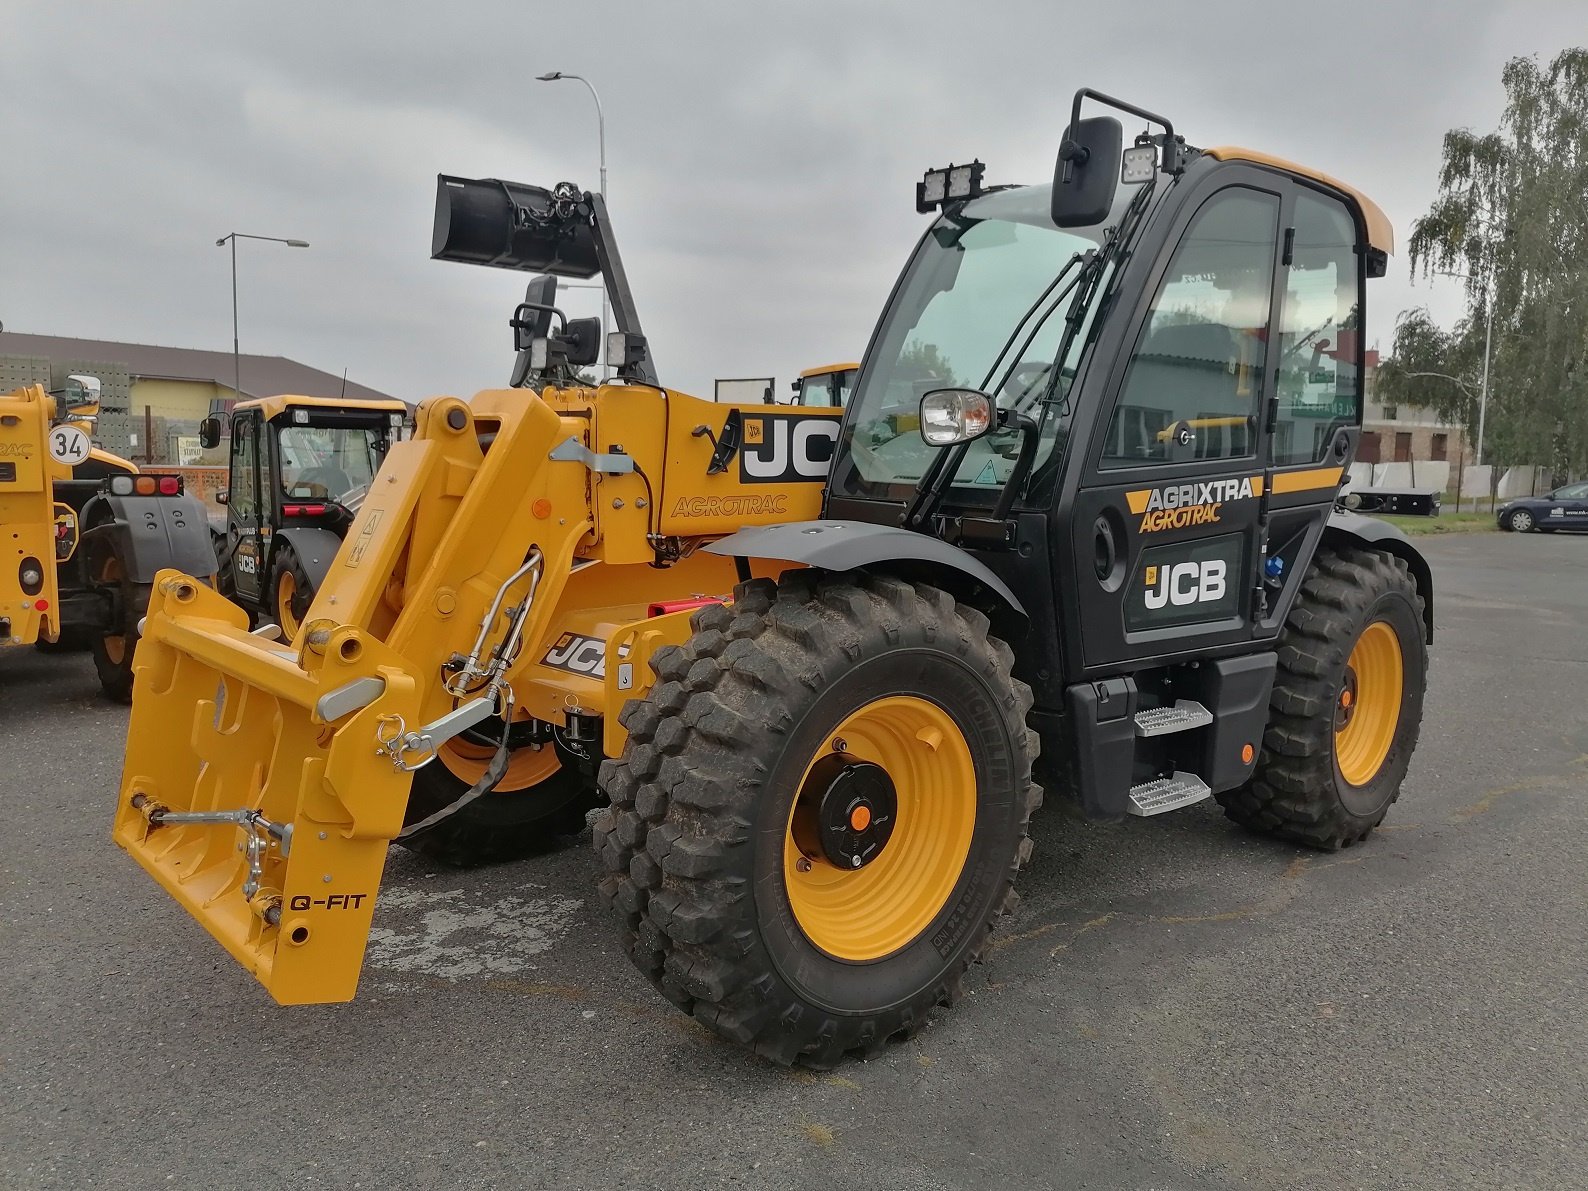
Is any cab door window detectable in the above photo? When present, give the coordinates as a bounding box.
[1100,189,1279,469]
[1273,191,1361,466]
[229,416,259,519]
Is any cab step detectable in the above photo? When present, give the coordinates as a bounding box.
[1127,771,1212,816]
[1133,699,1213,737]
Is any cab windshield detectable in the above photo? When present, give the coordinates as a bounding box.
[276,424,383,507]
[835,180,1150,501]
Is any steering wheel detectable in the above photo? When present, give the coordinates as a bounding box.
[293,467,353,500]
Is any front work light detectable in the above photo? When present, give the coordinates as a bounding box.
[916,161,985,213]
[1121,141,1157,184]
[918,388,994,446]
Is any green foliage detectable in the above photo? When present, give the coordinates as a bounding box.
[896,339,961,387]
[1396,48,1588,472]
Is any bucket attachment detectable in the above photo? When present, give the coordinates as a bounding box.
[112,571,424,1004]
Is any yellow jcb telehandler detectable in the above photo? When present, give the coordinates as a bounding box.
[114,91,1431,1066]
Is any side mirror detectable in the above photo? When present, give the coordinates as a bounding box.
[62,373,101,411]
[562,317,602,367]
[919,388,995,446]
[511,275,560,350]
[215,490,229,506]
[198,416,223,450]
[1051,115,1123,227]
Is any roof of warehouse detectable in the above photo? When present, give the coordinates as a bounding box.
[0,331,394,403]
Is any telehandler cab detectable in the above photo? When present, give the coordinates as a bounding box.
[199,395,408,639]
[114,90,1430,1067]
[1,375,215,699]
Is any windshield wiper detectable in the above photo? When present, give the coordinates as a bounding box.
[978,251,1087,399]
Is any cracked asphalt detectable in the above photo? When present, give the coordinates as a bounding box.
[2,531,1584,1189]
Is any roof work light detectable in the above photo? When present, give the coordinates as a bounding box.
[916,160,985,213]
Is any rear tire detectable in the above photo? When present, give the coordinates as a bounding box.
[90,548,149,704]
[594,572,1041,1067]
[1215,546,1427,850]
[397,726,596,867]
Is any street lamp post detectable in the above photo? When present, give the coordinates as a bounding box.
[536,71,609,380]
[215,232,309,401]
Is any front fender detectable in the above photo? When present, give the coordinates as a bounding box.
[1324,511,1434,642]
[273,525,347,592]
[84,493,218,583]
[705,520,1026,629]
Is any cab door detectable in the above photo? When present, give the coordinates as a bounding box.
[226,411,267,602]
[1068,180,1283,674]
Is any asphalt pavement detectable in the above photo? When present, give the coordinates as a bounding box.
[3,531,1585,1190]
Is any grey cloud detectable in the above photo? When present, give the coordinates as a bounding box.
[4,0,1584,403]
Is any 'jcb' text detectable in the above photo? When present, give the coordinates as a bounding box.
[1144,560,1228,609]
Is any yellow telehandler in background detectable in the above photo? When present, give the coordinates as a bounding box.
[1,375,215,698]
[113,91,1431,1066]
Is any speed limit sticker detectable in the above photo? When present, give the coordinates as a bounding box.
[48,426,90,465]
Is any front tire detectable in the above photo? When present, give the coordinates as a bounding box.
[271,541,312,641]
[1215,546,1427,850]
[594,572,1041,1067]
[1505,508,1535,532]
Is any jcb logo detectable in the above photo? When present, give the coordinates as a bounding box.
[543,633,608,678]
[739,415,840,484]
[1144,560,1227,609]
[541,633,631,679]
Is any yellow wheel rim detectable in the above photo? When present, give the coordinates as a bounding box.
[276,570,301,641]
[784,695,977,962]
[1335,621,1403,787]
[99,555,125,664]
[438,736,562,793]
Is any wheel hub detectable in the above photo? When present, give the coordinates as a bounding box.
[1336,668,1359,730]
[793,754,897,870]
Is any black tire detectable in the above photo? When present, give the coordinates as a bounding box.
[1505,508,1535,532]
[271,540,313,639]
[593,571,1041,1067]
[90,547,149,704]
[35,627,95,654]
[1215,546,1427,850]
[397,730,597,867]
[212,528,235,597]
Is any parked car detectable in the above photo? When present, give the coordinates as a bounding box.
[1497,481,1588,532]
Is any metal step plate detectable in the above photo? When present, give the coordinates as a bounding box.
[1133,699,1214,737]
[1127,771,1213,816]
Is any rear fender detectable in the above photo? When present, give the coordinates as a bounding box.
[86,492,218,582]
[1323,511,1434,642]
[274,526,345,591]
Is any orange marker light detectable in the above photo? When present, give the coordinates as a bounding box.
[849,805,872,832]
[532,498,552,519]
[1241,743,1255,765]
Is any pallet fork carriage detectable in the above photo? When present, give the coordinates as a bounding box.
[115,88,1431,1066]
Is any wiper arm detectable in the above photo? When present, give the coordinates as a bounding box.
[978,250,1087,397]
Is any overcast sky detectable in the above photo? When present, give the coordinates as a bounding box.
[3,1,1584,403]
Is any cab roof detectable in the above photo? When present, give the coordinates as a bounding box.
[234,394,409,422]
[799,362,860,379]
[1203,146,1393,256]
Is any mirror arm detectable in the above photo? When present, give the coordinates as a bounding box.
[1069,88,1183,174]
